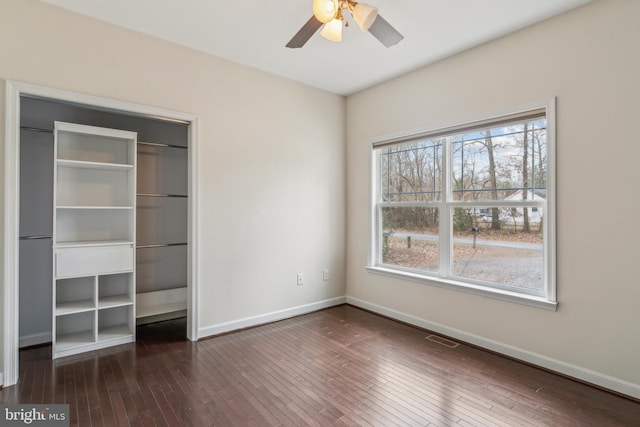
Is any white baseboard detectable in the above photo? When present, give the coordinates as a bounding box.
[346,296,640,400]
[198,296,347,338]
[0,372,3,388]
[19,332,51,348]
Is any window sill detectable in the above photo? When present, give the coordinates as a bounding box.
[366,266,558,311]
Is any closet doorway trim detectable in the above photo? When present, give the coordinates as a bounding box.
[3,80,200,387]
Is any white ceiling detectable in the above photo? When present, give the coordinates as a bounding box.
[41,0,592,95]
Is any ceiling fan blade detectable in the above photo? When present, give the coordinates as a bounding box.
[286,16,323,49]
[368,15,404,47]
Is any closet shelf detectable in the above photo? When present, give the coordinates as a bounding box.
[55,240,134,248]
[137,243,187,249]
[56,331,95,351]
[56,299,94,316]
[56,205,134,210]
[21,126,53,133]
[137,193,187,198]
[138,141,188,150]
[57,159,134,170]
[98,324,133,341]
[20,235,52,240]
[136,287,187,319]
[98,295,133,310]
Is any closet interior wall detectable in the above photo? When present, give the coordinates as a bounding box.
[19,97,189,348]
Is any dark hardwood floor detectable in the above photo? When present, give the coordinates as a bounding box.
[2,305,639,426]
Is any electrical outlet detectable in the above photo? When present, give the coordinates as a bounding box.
[323,269,329,281]
[297,273,304,286]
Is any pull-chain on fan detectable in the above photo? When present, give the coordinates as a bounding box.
[286,0,403,48]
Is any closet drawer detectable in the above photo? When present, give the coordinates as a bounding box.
[56,245,134,278]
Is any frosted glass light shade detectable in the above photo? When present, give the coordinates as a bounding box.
[313,0,339,24]
[320,19,343,42]
[351,3,378,31]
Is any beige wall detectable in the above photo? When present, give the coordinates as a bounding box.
[346,0,640,397]
[0,0,346,376]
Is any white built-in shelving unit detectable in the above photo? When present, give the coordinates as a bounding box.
[52,122,137,359]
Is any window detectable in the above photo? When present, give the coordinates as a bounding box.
[370,102,556,309]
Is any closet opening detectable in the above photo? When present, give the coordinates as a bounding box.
[4,81,199,385]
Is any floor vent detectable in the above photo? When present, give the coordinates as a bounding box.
[426,334,460,348]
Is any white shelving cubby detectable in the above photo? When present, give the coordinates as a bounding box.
[52,122,137,359]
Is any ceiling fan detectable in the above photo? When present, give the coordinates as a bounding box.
[286,0,403,48]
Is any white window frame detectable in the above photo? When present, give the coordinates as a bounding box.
[367,99,557,310]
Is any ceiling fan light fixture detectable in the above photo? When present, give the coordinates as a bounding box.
[286,0,403,49]
[351,2,378,32]
[320,18,343,42]
[313,0,339,23]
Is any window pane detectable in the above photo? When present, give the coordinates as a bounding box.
[451,120,546,201]
[380,139,443,202]
[372,107,552,303]
[451,208,544,295]
[381,207,439,273]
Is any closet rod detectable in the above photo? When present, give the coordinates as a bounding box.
[20,126,53,133]
[138,141,188,150]
[19,235,52,240]
[137,193,188,198]
[136,243,187,249]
